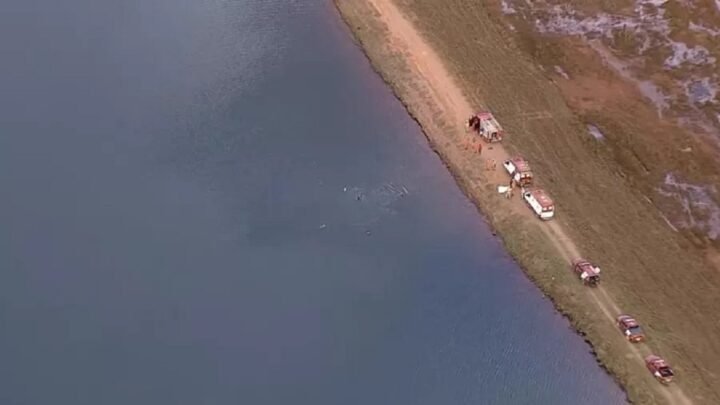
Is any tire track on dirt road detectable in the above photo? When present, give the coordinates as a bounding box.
[544,200,688,405]
[362,0,693,403]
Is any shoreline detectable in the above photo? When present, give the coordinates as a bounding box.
[333,1,717,404]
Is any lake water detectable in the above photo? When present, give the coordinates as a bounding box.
[0,0,626,403]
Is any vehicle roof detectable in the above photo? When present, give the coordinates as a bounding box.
[530,189,554,207]
[622,318,640,328]
[655,359,670,367]
[511,156,531,172]
[476,112,502,127]
[647,355,668,366]
[573,259,598,275]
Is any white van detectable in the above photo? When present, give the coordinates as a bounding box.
[523,189,555,220]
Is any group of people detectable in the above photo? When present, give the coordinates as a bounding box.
[463,135,483,154]
[465,115,515,199]
[465,117,485,154]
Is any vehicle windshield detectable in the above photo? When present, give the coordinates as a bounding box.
[659,367,674,377]
[629,326,643,334]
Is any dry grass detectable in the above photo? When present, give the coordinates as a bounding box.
[335,0,720,403]
[495,0,720,247]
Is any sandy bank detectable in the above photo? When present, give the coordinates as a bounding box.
[334,0,720,404]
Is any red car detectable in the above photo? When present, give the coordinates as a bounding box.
[616,315,645,343]
[571,258,600,287]
[645,355,674,384]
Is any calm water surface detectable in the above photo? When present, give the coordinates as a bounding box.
[0,0,626,404]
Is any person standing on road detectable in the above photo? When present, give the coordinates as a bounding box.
[467,115,479,133]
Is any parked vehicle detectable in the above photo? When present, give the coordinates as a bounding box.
[503,156,533,187]
[467,111,504,142]
[617,315,645,343]
[571,258,601,286]
[522,189,554,220]
[645,355,674,384]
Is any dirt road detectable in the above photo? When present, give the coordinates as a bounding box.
[336,0,696,403]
